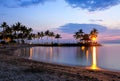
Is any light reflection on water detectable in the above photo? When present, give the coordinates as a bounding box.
[13,44,120,71]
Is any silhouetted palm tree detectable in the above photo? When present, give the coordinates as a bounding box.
[11,22,22,43]
[49,32,55,44]
[90,28,98,42]
[4,26,13,41]
[55,34,61,43]
[37,31,44,44]
[73,32,80,42]
[73,29,84,43]
[37,32,41,43]
[39,31,44,44]
[78,29,84,42]
[45,30,50,43]
[0,22,9,41]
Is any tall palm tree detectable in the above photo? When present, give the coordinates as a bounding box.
[45,30,50,44]
[39,31,44,44]
[11,22,22,43]
[73,29,84,43]
[0,22,9,41]
[37,31,44,44]
[78,29,84,42]
[90,28,98,42]
[4,26,13,42]
[37,32,41,43]
[55,34,61,43]
[49,32,55,44]
[73,32,80,42]
[24,28,33,43]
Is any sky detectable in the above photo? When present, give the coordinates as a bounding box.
[0,0,120,43]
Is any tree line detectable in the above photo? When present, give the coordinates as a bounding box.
[0,22,61,44]
[0,22,98,44]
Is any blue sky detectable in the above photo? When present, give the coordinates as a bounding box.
[0,0,120,42]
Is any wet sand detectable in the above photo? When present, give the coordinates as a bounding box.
[0,45,120,81]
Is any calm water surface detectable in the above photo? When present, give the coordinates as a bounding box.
[14,44,120,71]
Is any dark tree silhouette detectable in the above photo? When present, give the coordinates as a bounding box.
[55,34,61,43]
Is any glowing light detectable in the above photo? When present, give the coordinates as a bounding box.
[81,46,85,50]
[91,47,99,70]
[92,47,97,69]
[92,37,96,41]
[86,46,100,70]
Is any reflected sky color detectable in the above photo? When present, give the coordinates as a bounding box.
[13,44,120,71]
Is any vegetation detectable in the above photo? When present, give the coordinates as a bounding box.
[73,28,98,44]
[0,21,99,46]
[0,22,62,44]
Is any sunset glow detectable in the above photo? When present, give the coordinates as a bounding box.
[92,37,96,41]
[87,47,100,70]
[91,47,98,69]
[0,0,120,42]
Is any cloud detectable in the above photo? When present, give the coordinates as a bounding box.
[58,23,107,34]
[89,19,103,22]
[65,0,120,11]
[0,0,54,8]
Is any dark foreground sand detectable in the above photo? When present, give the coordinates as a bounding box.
[0,45,120,81]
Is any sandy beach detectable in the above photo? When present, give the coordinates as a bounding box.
[0,45,120,81]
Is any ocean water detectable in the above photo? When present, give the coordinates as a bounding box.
[13,44,120,71]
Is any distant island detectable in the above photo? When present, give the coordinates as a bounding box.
[0,22,101,46]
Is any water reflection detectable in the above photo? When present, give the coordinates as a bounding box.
[29,47,33,59]
[89,46,100,70]
[14,46,100,70]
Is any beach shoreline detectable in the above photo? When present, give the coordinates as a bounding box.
[0,44,120,81]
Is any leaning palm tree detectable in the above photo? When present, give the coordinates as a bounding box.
[55,34,61,44]
[73,32,80,42]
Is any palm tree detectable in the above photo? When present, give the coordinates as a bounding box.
[78,29,84,42]
[37,31,44,44]
[73,32,80,42]
[73,29,84,43]
[37,32,41,43]
[4,26,13,42]
[45,30,50,44]
[27,33,34,44]
[39,31,44,44]
[11,22,22,43]
[24,28,33,43]
[49,32,55,44]
[1,22,8,31]
[0,22,9,41]
[55,34,61,43]
[90,28,98,42]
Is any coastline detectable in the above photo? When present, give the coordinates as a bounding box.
[0,44,120,81]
